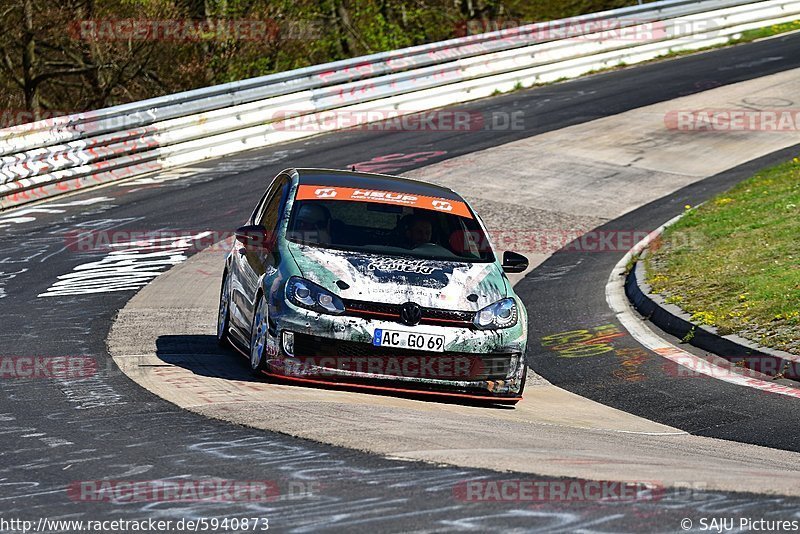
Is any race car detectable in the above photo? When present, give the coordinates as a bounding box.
[216,168,529,403]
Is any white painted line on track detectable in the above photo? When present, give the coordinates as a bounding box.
[606,215,800,400]
[611,430,687,436]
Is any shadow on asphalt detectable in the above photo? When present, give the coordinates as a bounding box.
[155,334,517,409]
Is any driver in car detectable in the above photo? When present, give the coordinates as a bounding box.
[405,216,434,248]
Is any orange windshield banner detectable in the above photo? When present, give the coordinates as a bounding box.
[295,185,473,219]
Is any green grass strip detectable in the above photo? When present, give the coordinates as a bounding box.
[646,156,800,354]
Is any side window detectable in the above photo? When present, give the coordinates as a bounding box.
[250,190,272,225]
[251,174,285,225]
[258,177,289,234]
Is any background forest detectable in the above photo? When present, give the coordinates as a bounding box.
[0,0,648,125]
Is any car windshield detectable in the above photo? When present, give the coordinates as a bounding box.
[287,198,495,262]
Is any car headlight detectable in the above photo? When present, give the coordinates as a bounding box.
[473,298,518,330]
[285,276,345,315]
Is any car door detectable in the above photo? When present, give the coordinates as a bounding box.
[229,179,275,333]
[232,174,291,335]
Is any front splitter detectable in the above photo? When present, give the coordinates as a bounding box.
[259,369,523,405]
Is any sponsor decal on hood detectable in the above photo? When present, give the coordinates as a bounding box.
[287,242,507,310]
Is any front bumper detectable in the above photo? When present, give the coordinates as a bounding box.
[264,301,527,398]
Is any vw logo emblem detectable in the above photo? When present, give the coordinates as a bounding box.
[400,302,422,326]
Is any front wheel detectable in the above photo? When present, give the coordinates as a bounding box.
[216,270,232,347]
[249,293,269,374]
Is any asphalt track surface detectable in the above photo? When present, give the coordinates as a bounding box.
[521,143,800,453]
[2,33,800,531]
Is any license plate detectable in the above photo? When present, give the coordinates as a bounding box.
[372,329,445,352]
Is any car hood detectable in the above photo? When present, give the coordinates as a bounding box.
[287,242,508,311]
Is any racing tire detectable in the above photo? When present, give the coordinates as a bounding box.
[216,270,232,348]
[249,293,269,375]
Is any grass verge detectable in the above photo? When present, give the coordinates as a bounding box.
[733,19,800,42]
[645,156,800,355]
[654,19,800,61]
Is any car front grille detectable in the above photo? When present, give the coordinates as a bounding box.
[292,333,513,381]
[342,299,475,327]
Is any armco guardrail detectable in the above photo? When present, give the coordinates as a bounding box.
[0,0,739,154]
[1,0,798,210]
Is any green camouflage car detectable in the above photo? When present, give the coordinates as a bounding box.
[217,168,529,404]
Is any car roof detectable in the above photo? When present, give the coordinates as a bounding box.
[290,168,463,201]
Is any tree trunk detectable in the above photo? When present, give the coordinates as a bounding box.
[21,0,39,118]
[334,0,357,56]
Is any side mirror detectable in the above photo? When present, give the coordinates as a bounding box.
[502,251,528,273]
[235,225,273,251]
